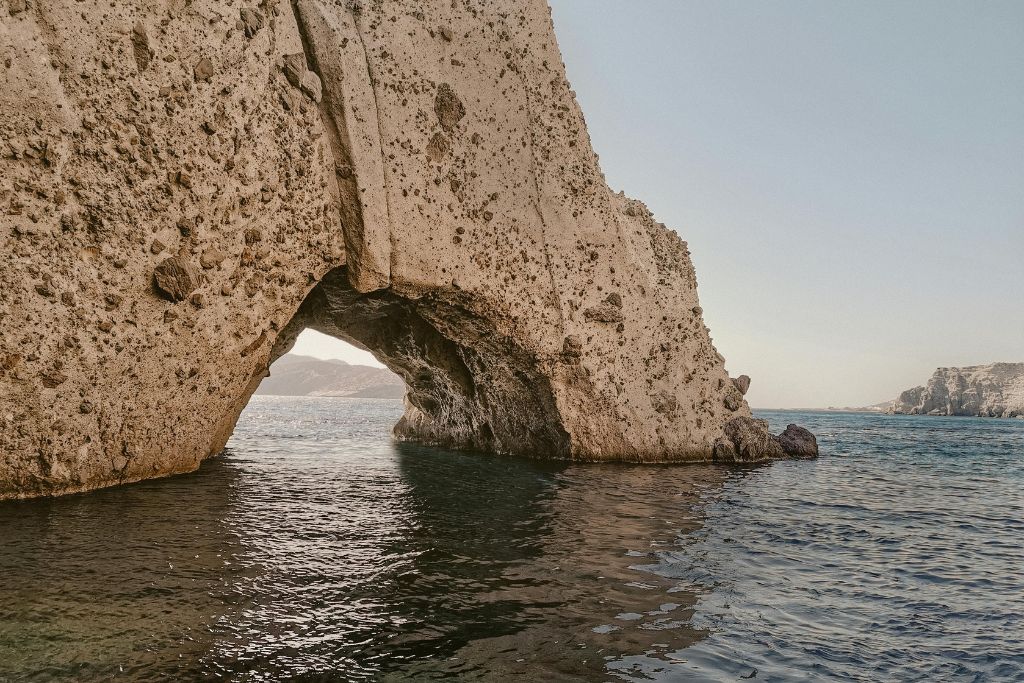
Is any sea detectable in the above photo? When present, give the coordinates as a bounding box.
[1,397,1021,682]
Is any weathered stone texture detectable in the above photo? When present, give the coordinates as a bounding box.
[0,0,810,500]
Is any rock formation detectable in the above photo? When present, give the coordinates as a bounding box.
[0,0,813,500]
[889,363,1024,418]
[711,418,817,463]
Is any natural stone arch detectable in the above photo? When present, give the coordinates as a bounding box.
[0,0,811,500]
[269,266,572,457]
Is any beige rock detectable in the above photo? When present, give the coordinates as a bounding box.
[200,248,227,270]
[0,0,810,500]
[890,363,1024,418]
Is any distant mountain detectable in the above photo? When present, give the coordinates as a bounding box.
[255,354,405,399]
[826,401,893,413]
[890,363,1024,418]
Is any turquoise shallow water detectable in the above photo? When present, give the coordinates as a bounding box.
[0,398,1022,682]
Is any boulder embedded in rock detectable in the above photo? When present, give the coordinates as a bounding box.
[722,416,785,461]
[712,437,737,462]
[193,57,214,82]
[299,71,323,103]
[240,8,264,39]
[723,386,744,412]
[434,83,466,131]
[583,293,625,324]
[732,375,751,396]
[153,257,201,302]
[282,53,306,87]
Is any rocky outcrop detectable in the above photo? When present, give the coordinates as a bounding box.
[0,0,814,500]
[890,364,1024,418]
[712,418,818,463]
[775,424,818,457]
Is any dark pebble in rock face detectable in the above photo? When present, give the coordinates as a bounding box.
[435,83,466,131]
[240,8,264,39]
[153,256,201,302]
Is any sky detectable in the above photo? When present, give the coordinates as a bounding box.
[293,0,1024,408]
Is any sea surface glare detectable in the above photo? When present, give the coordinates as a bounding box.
[1,397,1022,682]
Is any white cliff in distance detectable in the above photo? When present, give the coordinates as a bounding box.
[890,363,1024,418]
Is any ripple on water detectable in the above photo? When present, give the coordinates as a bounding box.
[0,400,1021,682]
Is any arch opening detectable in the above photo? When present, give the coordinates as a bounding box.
[262,268,571,458]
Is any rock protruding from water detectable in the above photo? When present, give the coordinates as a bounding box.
[890,363,1024,418]
[776,424,818,457]
[713,417,819,463]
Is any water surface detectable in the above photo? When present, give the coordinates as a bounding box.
[1,399,1021,681]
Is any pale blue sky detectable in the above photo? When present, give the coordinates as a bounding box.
[294,1,1024,408]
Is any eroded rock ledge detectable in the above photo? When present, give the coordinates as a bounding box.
[0,0,814,500]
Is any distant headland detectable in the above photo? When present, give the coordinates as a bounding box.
[888,363,1024,418]
[255,355,404,400]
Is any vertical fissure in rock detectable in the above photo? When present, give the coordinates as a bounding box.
[287,0,387,291]
[347,8,396,276]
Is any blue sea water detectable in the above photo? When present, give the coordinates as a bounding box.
[0,398,1021,682]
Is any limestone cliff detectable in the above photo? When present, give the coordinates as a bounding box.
[0,0,812,500]
[890,364,1024,418]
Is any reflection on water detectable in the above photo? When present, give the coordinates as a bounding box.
[1,399,1022,682]
[0,457,242,681]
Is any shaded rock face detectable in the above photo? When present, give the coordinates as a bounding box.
[890,364,1024,418]
[713,418,818,463]
[288,267,571,456]
[0,0,813,500]
[776,424,818,458]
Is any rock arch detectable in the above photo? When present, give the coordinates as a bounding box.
[0,0,808,500]
[270,266,572,457]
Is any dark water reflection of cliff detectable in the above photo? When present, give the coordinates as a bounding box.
[0,398,724,682]
[3,399,1022,682]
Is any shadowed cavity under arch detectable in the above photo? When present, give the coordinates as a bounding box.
[262,267,570,458]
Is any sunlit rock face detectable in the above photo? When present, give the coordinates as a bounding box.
[0,0,801,500]
[890,364,1024,418]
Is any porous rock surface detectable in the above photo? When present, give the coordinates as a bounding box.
[0,0,809,500]
[890,363,1024,418]
[711,418,818,463]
